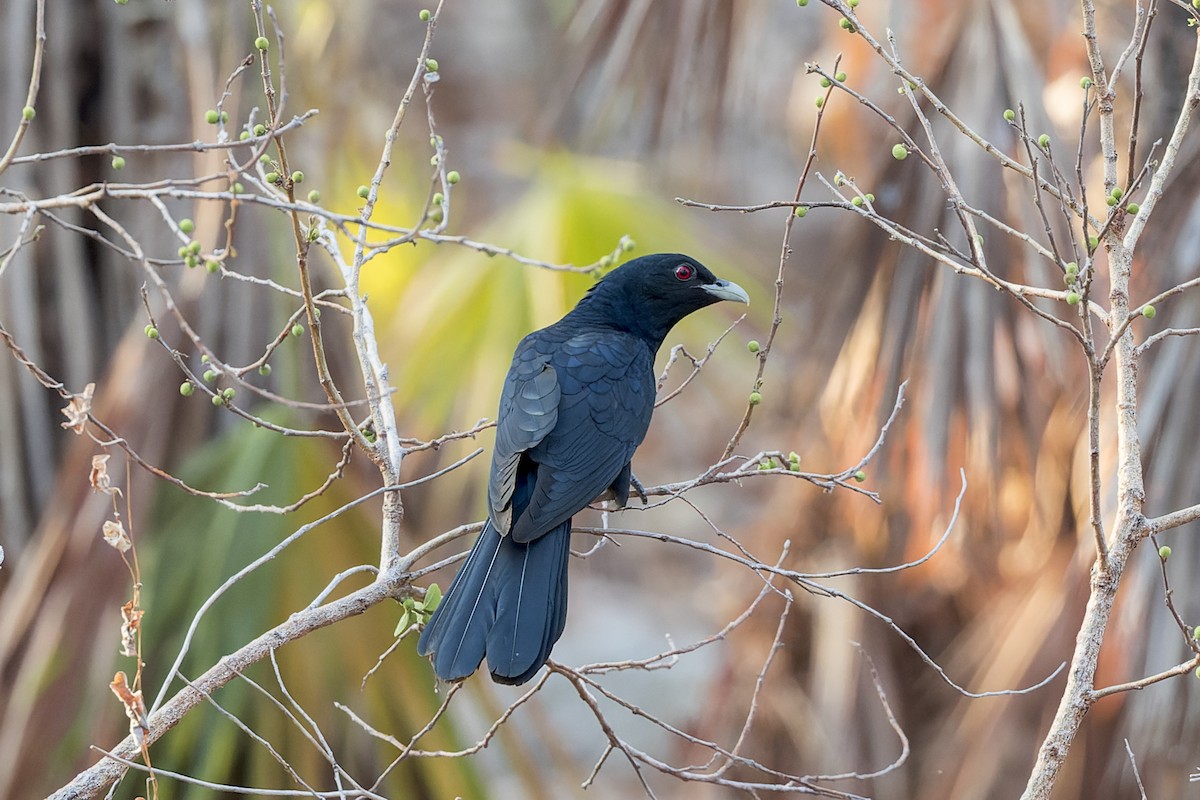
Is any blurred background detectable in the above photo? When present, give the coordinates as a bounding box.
[3,0,1200,797]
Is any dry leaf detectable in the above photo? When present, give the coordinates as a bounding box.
[60,383,95,434]
[102,519,131,552]
[110,671,148,745]
[90,454,120,496]
[120,600,143,657]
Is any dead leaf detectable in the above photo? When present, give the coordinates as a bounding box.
[102,519,131,552]
[60,383,95,434]
[120,600,142,657]
[110,671,148,744]
[90,454,120,496]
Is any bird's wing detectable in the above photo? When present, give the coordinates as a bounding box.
[488,341,561,536]
[507,331,654,543]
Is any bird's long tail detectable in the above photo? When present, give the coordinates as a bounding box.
[417,519,571,685]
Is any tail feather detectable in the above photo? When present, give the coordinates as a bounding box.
[417,519,571,685]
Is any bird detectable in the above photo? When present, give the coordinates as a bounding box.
[417,252,749,685]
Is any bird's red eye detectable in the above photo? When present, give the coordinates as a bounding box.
[674,264,695,281]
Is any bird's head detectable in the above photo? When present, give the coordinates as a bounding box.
[577,253,749,348]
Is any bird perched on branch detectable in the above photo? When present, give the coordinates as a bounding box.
[417,253,749,684]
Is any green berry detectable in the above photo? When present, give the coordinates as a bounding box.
[144,325,159,340]
[201,354,210,363]
[258,364,272,376]
[853,470,867,482]
[177,246,189,259]
[848,0,858,6]
[239,130,251,141]
[892,143,908,160]
[115,0,129,5]
[839,17,855,31]
[1126,202,1140,215]
[253,123,267,137]
[865,193,875,202]
[1088,235,1099,249]
[1106,195,1118,207]
[212,394,224,407]
[185,254,199,269]
[1142,305,1156,319]
[425,58,439,72]
[796,0,808,6]
[307,189,320,203]
[1065,261,1078,275]
[255,36,270,51]
[222,387,236,400]
[1080,76,1092,89]
[419,8,431,20]
[179,218,195,234]
[187,240,201,255]
[21,106,34,121]
[794,206,808,218]
[747,340,760,353]
[1194,0,1199,9]
[291,170,304,184]
[1159,545,1172,560]
[180,382,195,397]
[205,109,220,125]
[430,154,440,166]
[1110,187,1123,200]
[206,260,219,273]
[111,155,126,170]
[851,196,864,207]
[432,192,444,205]
[1038,133,1051,149]
[748,391,762,406]
[620,236,636,252]
[446,170,461,184]
[820,77,831,88]
[357,184,370,199]
[428,208,444,223]
[232,182,244,194]
[264,171,279,184]
[291,323,304,337]
[1193,625,1200,640]
[1066,291,1081,305]
[835,71,847,82]
[814,96,824,108]
[1003,108,1016,122]
[203,369,217,383]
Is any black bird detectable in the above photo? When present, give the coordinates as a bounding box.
[417,253,749,684]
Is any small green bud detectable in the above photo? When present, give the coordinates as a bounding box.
[1080,76,1092,89]
[1003,108,1016,122]
[1193,625,1200,640]
[255,36,270,51]
[264,171,279,184]
[180,382,195,397]
[747,340,760,353]
[258,364,272,376]
[851,195,864,207]
[178,246,189,259]
[1088,235,1099,249]
[357,184,370,199]
[1038,133,1051,150]
[839,17,855,32]
[185,254,199,269]
[307,189,320,203]
[797,0,808,6]
[1126,202,1140,215]
[203,369,217,383]
[291,323,304,337]
[1142,305,1156,319]
[206,259,220,273]
[892,143,908,160]
[201,354,210,363]
[144,325,159,340]
[865,193,875,202]
[794,205,808,218]
[788,451,801,464]
[187,240,201,255]
[1063,273,1075,286]
[620,236,636,252]
[232,182,244,194]
[179,218,195,234]
[212,394,225,407]
[21,106,35,121]
[291,170,304,184]
[814,96,825,108]
[1159,545,1172,560]
[820,77,831,88]
[428,208,444,223]
[111,155,126,170]
[599,254,614,268]
[748,391,763,406]
[835,71,847,82]
[115,0,129,5]
[419,8,431,20]
[239,130,250,141]
[1106,195,1118,207]
[848,0,858,6]
[853,470,867,482]
[430,154,440,166]
[432,192,444,205]
[1065,261,1078,275]
[1194,0,1200,8]
[446,170,461,184]
[253,123,267,137]
[1110,186,1123,200]
[205,109,220,125]
[222,387,236,400]
[1066,291,1081,305]
[425,58,439,72]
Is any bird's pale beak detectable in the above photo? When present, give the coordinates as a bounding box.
[702,278,750,305]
